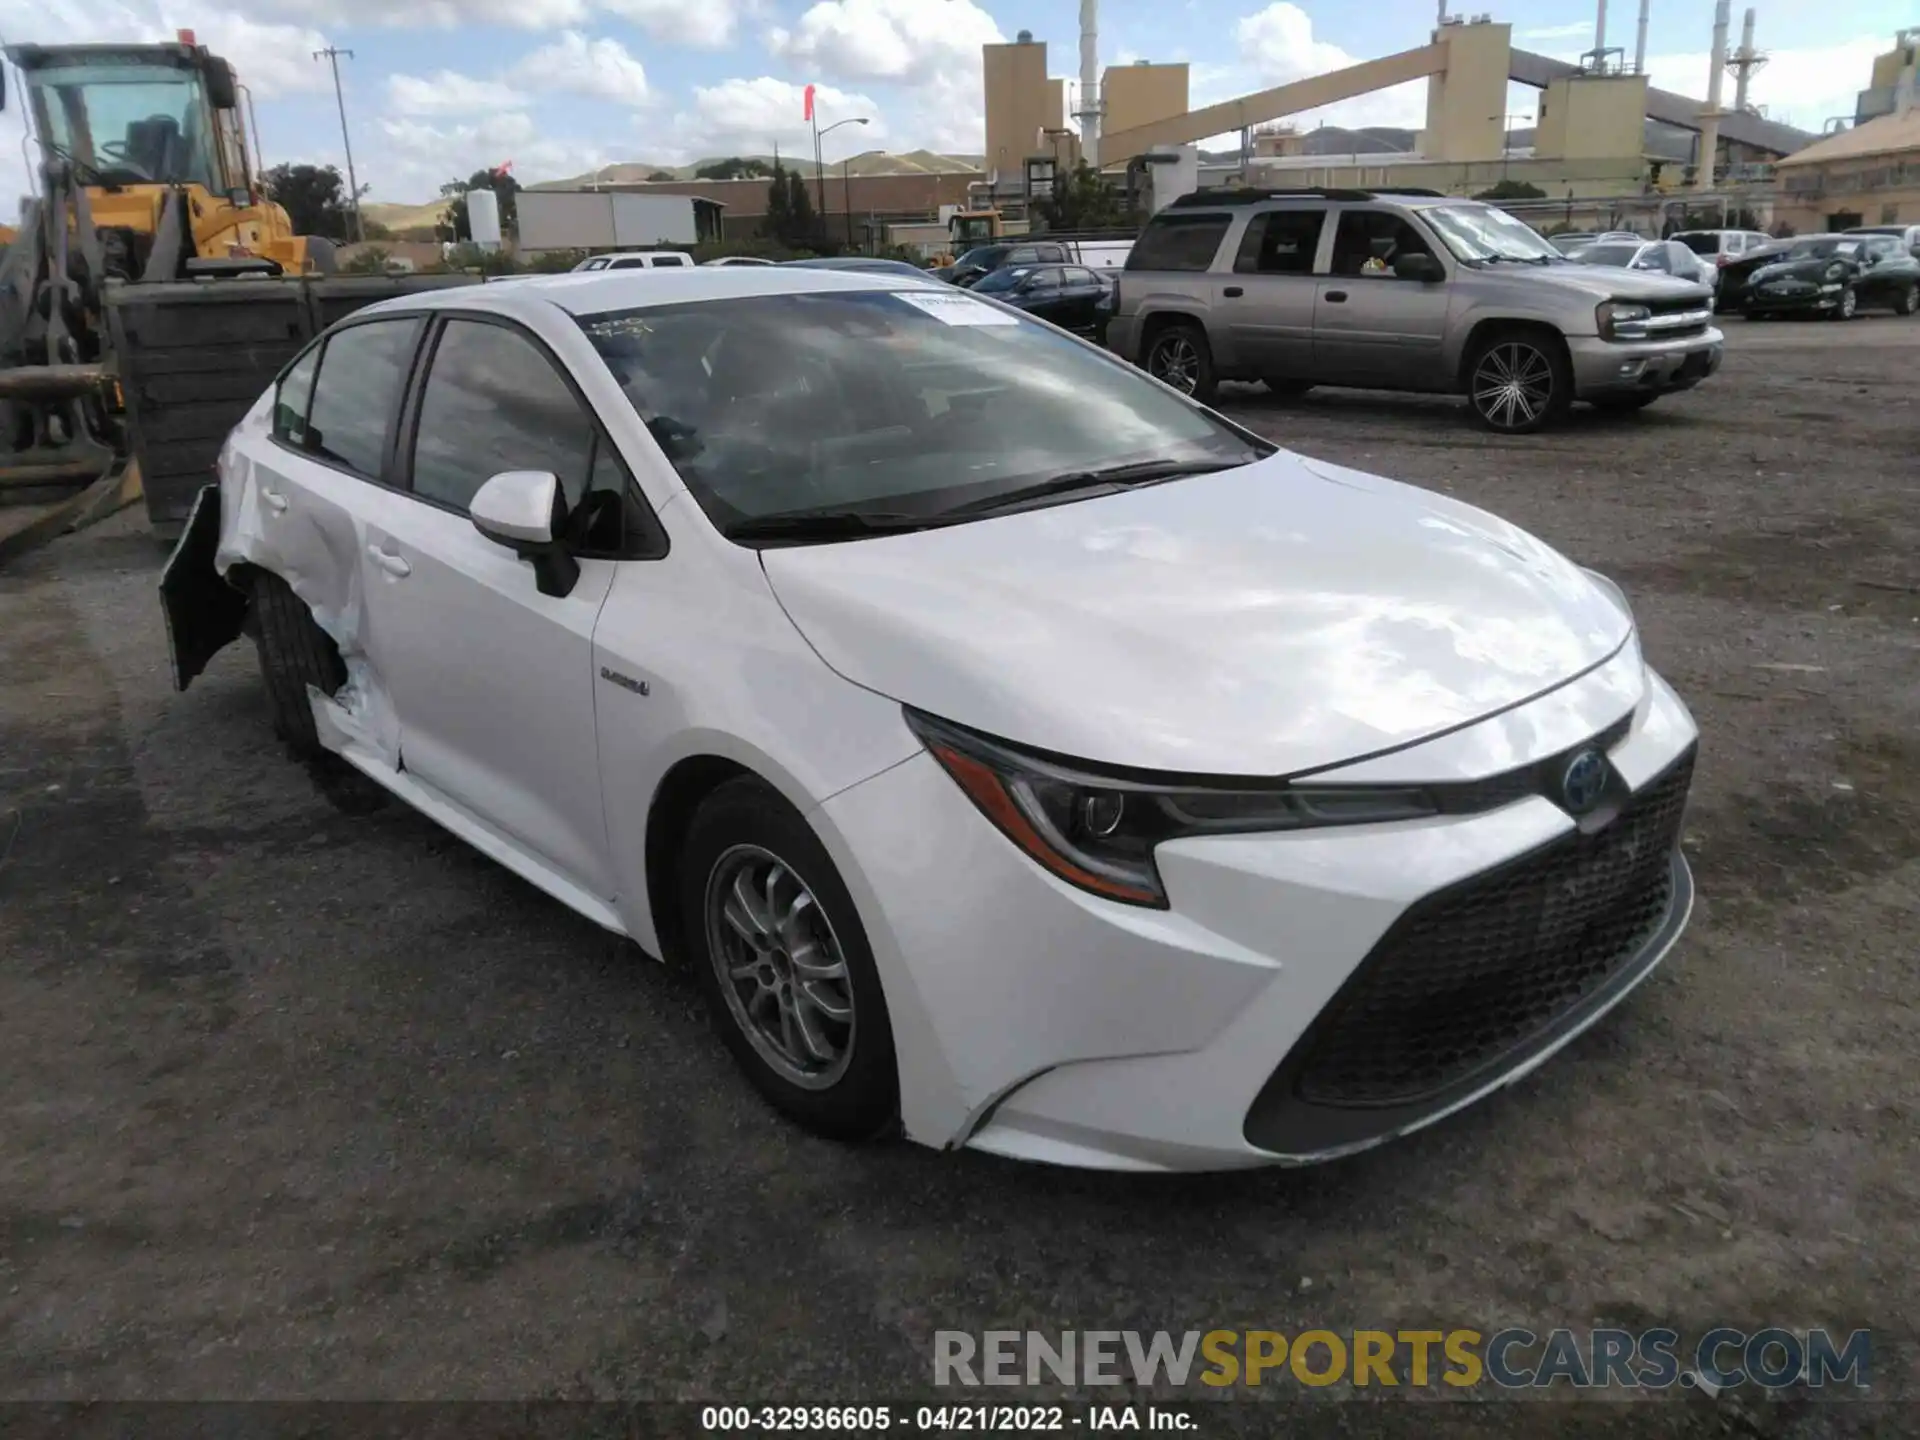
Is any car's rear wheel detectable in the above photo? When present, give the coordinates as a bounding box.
[1833,286,1858,320]
[249,570,346,759]
[1143,322,1217,403]
[1893,282,1918,316]
[680,777,898,1141]
[1465,329,1571,434]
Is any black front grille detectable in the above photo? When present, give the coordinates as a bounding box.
[1288,750,1695,1109]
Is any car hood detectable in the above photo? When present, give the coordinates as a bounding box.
[1749,256,1849,284]
[1547,264,1709,303]
[760,453,1633,776]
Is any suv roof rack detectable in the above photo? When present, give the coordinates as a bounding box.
[1166,186,1447,208]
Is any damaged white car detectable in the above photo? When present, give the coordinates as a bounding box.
[162,267,1699,1172]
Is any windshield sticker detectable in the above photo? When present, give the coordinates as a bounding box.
[894,291,1021,327]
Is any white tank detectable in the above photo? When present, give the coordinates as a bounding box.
[466,187,503,250]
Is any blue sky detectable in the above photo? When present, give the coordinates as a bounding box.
[1,0,1909,204]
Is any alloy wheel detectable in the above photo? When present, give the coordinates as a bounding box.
[1837,288,1857,320]
[1150,334,1200,394]
[1471,341,1555,431]
[1901,284,1918,316]
[704,843,856,1090]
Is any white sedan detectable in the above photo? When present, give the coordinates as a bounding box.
[160,267,1699,1172]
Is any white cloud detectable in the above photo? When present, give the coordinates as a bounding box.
[1235,3,1354,85]
[373,111,611,197]
[518,32,651,105]
[662,76,887,163]
[598,0,743,48]
[387,70,530,116]
[247,0,588,28]
[768,0,1002,83]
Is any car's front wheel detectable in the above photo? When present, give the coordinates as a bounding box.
[1893,282,1918,316]
[1833,286,1858,320]
[248,570,345,759]
[1465,329,1571,434]
[1143,322,1217,403]
[680,778,898,1141]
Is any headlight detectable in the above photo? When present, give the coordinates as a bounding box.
[1824,263,1848,281]
[1597,301,1651,340]
[907,711,1439,908]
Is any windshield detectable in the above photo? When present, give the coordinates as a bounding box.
[1421,204,1560,263]
[576,289,1264,534]
[1576,243,1642,268]
[953,246,1006,271]
[26,59,219,189]
[1788,237,1861,260]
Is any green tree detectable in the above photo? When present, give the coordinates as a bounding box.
[1034,162,1134,231]
[437,167,522,243]
[343,246,393,274]
[1473,179,1548,201]
[259,162,364,240]
[785,170,817,247]
[645,170,678,182]
[765,163,792,242]
[696,156,775,180]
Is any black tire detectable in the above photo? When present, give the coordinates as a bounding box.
[1893,283,1918,316]
[1263,377,1314,397]
[304,236,338,276]
[1592,393,1658,413]
[249,570,346,759]
[1464,328,1572,434]
[680,777,899,1142]
[1142,322,1217,403]
[1832,286,1858,321]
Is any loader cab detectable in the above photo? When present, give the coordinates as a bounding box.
[6,41,243,197]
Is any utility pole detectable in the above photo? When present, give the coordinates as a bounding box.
[313,46,365,243]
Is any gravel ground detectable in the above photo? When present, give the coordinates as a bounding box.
[0,317,1915,1432]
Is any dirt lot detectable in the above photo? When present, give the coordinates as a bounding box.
[1,316,1916,1428]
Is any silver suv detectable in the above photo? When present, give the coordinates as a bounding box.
[1107,189,1723,433]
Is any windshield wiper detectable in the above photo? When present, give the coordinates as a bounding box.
[724,510,950,542]
[942,457,1253,518]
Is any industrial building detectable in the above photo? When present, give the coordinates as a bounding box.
[1778,37,1920,233]
[979,3,1813,210]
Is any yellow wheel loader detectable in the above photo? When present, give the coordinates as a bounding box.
[0,33,476,562]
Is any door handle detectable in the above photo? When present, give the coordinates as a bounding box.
[1325,290,1349,304]
[260,488,289,513]
[1223,286,1244,298]
[367,545,412,578]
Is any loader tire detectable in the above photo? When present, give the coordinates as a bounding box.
[249,570,346,760]
[304,237,338,276]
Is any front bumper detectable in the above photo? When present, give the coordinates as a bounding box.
[1568,328,1724,397]
[1745,286,1845,315]
[815,653,1700,1172]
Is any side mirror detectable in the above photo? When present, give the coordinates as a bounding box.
[470,470,580,598]
[1393,253,1444,283]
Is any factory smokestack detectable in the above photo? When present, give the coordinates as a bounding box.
[1078,0,1101,169]
[1633,0,1650,74]
[1593,0,1608,67]
[1733,7,1757,112]
[1695,0,1730,191]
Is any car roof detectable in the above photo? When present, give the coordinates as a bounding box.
[355,266,942,322]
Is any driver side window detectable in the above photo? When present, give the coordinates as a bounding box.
[408,318,661,558]
[1330,210,1433,278]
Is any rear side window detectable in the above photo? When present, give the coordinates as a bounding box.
[611,258,645,270]
[410,319,597,512]
[305,318,421,478]
[1235,211,1325,275]
[652,255,688,267]
[273,345,318,446]
[1127,213,1232,272]
[1674,233,1719,255]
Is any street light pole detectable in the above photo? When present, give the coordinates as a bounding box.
[812,115,870,248]
[314,46,364,243]
[843,156,854,248]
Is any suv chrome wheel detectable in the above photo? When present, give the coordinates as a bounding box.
[704,843,856,1090]
[1148,333,1201,393]
[1470,339,1557,432]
